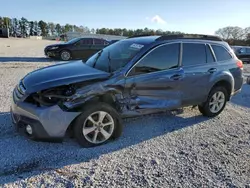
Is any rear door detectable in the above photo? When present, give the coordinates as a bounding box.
[124,42,184,113]
[180,42,216,105]
[91,38,110,55]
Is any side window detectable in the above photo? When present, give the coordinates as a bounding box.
[211,45,232,61]
[130,43,179,76]
[182,43,206,66]
[206,44,215,63]
[246,48,250,53]
[80,38,93,45]
[104,40,110,45]
[239,48,246,53]
[94,38,105,45]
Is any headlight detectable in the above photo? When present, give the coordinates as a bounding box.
[50,46,59,50]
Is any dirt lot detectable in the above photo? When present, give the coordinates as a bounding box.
[0,38,250,187]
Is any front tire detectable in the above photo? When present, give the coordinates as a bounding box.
[73,102,123,147]
[60,50,71,61]
[198,86,228,117]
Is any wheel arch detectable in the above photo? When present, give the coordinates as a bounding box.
[209,79,233,101]
[65,92,121,137]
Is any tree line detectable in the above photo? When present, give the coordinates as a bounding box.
[1,16,250,45]
[0,16,184,38]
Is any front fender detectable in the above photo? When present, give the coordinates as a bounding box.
[62,83,124,111]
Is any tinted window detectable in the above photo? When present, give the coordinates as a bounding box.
[182,43,206,66]
[94,38,105,45]
[239,48,246,53]
[131,43,179,75]
[211,45,232,61]
[80,38,93,45]
[246,48,250,53]
[206,45,215,63]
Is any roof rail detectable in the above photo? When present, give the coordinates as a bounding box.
[128,34,153,38]
[156,34,223,41]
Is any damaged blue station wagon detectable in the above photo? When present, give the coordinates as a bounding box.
[11,34,244,147]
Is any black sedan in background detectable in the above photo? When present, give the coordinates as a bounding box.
[44,37,114,61]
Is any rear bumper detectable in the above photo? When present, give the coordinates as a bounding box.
[230,75,244,98]
[11,94,80,141]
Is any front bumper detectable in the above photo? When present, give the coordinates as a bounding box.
[11,95,80,141]
[44,48,60,58]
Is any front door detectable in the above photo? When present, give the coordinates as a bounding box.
[124,42,184,114]
[71,38,93,60]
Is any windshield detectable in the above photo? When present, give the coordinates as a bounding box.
[64,38,81,44]
[85,40,146,73]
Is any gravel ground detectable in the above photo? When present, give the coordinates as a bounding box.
[0,39,250,187]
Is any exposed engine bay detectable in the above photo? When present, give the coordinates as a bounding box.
[26,84,77,107]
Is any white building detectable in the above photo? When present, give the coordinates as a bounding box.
[65,32,127,41]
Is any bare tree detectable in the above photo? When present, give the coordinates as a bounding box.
[215,26,244,40]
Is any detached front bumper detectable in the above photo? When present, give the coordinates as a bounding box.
[11,94,80,141]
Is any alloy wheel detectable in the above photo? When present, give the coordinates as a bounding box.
[61,51,70,61]
[82,111,115,144]
[209,91,225,113]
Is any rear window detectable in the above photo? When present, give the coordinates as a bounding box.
[94,38,105,45]
[211,45,232,61]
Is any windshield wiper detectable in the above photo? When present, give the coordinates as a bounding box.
[93,50,103,68]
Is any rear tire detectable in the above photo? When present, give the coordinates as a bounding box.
[60,50,71,61]
[198,86,228,117]
[73,102,123,147]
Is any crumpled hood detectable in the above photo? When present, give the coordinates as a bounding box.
[22,61,110,93]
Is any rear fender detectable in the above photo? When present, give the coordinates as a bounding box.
[207,70,234,97]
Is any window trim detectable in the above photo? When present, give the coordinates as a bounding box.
[206,43,216,63]
[206,43,217,63]
[180,42,208,67]
[125,42,181,77]
[210,44,233,63]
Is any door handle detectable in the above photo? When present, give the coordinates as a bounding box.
[170,74,183,80]
[208,68,217,73]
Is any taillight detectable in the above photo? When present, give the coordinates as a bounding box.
[236,60,243,69]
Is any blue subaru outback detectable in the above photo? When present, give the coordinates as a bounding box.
[11,34,244,147]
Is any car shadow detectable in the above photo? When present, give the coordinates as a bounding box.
[0,109,209,185]
[0,57,56,63]
[230,83,250,108]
